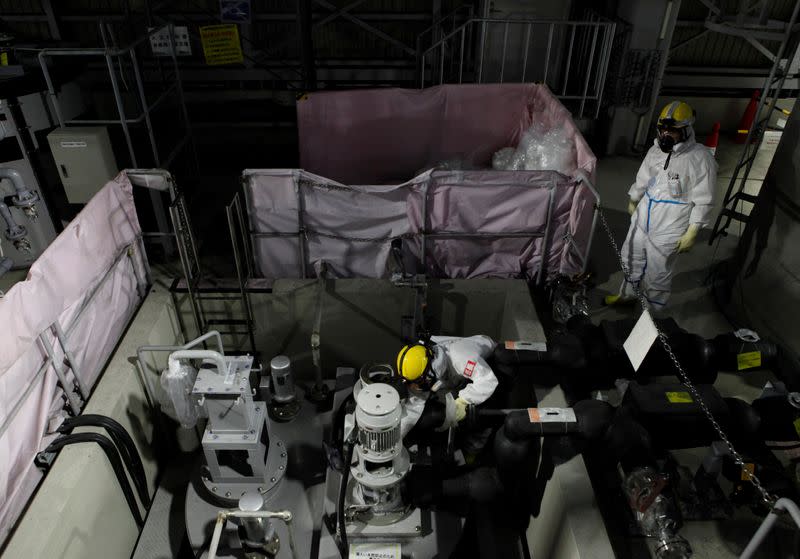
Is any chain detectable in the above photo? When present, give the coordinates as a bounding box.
[595,205,778,508]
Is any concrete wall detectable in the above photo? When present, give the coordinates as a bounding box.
[1,284,183,559]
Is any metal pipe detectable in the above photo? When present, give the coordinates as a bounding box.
[207,510,296,559]
[543,24,554,85]
[227,198,257,354]
[0,201,26,240]
[311,263,326,392]
[296,180,308,278]
[39,334,82,415]
[234,195,254,278]
[420,181,429,274]
[37,51,65,127]
[537,186,556,284]
[420,53,426,87]
[477,20,486,83]
[578,25,599,119]
[0,357,51,439]
[740,498,800,558]
[439,37,445,85]
[52,321,90,400]
[499,21,509,83]
[562,25,576,95]
[167,23,200,175]
[65,241,140,337]
[594,23,616,118]
[130,49,160,165]
[169,203,203,338]
[168,349,227,376]
[458,26,465,83]
[106,53,138,167]
[521,23,532,82]
[0,168,35,203]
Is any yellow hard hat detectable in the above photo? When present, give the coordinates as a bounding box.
[396,344,430,381]
[657,101,695,128]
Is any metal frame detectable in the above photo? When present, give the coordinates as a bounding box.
[707,0,800,243]
[241,170,600,284]
[34,24,197,242]
[419,17,616,119]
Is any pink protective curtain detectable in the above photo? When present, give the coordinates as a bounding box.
[0,172,147,544]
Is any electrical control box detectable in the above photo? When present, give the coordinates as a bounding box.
[47,127,118,204]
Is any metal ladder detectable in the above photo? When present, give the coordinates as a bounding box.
[169,192,256,355]
[708,0,800,243]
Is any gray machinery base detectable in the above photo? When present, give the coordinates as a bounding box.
[185,390,331,559]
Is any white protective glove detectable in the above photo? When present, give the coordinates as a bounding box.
[676,223,700,253]
[627,199,638,215]
[455,397,469,422]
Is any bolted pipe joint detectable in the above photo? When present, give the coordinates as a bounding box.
[0,168,39,220]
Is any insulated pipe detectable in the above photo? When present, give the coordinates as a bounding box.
[0,167,35,204]
[167,349,227,376]
[0,201,26,240]
[207,509,296,559]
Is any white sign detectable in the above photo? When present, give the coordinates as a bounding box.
[150,26,192,56]
[349,543,401,559]
[60,141,87,148]
[623,309,658,372]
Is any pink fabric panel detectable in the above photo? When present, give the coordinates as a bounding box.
[297,84,596,185]
[406,170,577,278]
[0,172,145,543]
[0,174,141,372]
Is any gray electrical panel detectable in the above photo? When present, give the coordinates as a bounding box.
[47,127,118,204]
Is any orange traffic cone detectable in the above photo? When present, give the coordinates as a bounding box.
[735,90,759,144]
[705,122,720,156]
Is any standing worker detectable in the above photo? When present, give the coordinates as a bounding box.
[605,101,717,309]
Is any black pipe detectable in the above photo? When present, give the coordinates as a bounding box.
[58,414,150,506]
[337,443,354,558]
[44,433,144,526]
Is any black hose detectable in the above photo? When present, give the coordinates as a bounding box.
[338,443,355,558]
[45,432,144,526]
[59,414,150,506]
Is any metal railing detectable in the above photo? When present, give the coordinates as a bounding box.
[32,25,198,244]
[242,170,600,283]
[419,17,616,119]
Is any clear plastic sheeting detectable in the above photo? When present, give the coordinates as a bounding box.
[0,172,147,544]
[159,362,201,429]
[494,123,577,174]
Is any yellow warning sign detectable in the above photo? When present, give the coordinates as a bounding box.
[793,418,800,438]
[199,24,243,66]
[665,391,693,404]
[737,351,762,371]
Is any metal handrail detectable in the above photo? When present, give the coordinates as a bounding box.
[420,17,616,119]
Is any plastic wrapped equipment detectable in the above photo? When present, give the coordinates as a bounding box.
[492,122,577,174]
[159,361,202,428]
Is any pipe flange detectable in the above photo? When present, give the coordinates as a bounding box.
[788,392,800,410]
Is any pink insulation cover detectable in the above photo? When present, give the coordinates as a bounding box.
[244,168,594,280]
[0,173,146,543]
[297,83,596,185]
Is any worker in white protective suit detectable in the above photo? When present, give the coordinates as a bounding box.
[605,101,717,309]
[395,335,498,440]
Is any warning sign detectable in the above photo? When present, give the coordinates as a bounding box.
[737,351,762,371]
[665,391,693,404]
[199,24,243,66]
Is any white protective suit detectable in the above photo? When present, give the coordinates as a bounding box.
[618,127,717,307]
[400,335,498,437]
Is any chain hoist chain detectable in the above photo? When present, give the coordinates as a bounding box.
[595,205,778,508]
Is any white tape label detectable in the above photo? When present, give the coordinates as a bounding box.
[349,543,401,559]
[623,309,658,372]
[505,340,547,351]
[60,141,87,148]
[528,407,577,423]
